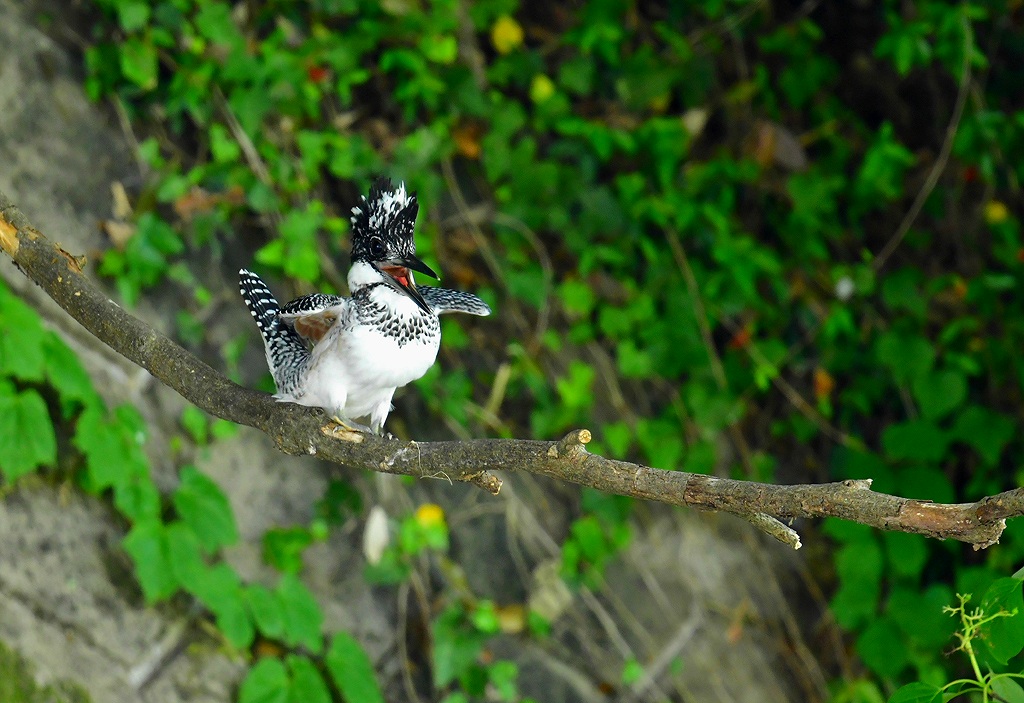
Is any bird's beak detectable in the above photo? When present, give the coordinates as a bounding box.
[375,255,439,314]
[403,255,439,280]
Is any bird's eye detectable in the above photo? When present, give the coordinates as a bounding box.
[369,237,386,260]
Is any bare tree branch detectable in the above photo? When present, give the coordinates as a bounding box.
[1,189,1020,550]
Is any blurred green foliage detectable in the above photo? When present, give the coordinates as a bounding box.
[1,0,1021,700]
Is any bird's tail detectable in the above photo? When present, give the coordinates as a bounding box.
[239,269,308,393]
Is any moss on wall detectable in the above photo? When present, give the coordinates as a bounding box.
[0,640,92,703]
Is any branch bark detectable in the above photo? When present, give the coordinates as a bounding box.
[1,190,1019,550]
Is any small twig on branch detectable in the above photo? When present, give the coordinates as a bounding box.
[0,190,1019,550]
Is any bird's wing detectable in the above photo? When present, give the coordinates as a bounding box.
[419,287,491,316]
[278,294,351,344]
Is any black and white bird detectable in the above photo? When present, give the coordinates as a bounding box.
[239,178,490,433]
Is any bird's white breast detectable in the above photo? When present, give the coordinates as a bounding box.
[286,287,441,422]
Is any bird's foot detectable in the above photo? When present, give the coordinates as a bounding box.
[329,416,373,432]
[324,416,372,442]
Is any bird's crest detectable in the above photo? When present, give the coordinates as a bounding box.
[349,177,418,262]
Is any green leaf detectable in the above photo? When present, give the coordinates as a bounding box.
[558,279,597,317]
[855,123,915,204]
[685,381,743,435]
[325,632,385,703]
[601,422,632,457]
[119,36,158,90]
[254,239,285,267]
[0,388,56,481]
[616,339,653,377]
[822,518,874,543]
[131,214,184,269]
[245,584,286,639]
[123,520,178,602]
[682,440,716,475]
[43,332,99,406]
[957,566,1001,600]
[192,563,254,650]
[895,466,955,504]
[219,593,258,650]
[470,602,500,634]
[116,0,150,31]
[432,606,486,688]
[164,521,206,591]
[856,616,908,678]
[621,658,644,686]
[883,532,928,579]
[881,420,948,462]
[278,574,323,653]
[180,406,209,445]
[114,476,161,522]
[419,34,458,64]
[951,406,1015,466]
[239,658,289,703]
[194,2,244,50]
[488,660,519,701]
[263,527,314,574]
[982,273,1016,291]
[286,655,331,703]
[582,488,632,525]
[187,560,238,605]
[881,269,926,318]
[887,682,941,703]
[832,538,883,629]
[361,546,410,585]
[315,479,363,525]
[980,577,1024,664]
[504,266,547,309]
[876,332,934,385]
[887,584,955,648]
[912,369,966,420]
[832,448,895,495]
[0,288,47,381]
[172,467,238,552]
[992,677,1024,703]
[269,205,325,283]
[78,405,148,496]
[636,417,685,471]
[569,517,607,563]
[209,123,241,164]
[555,361,595,409]
[211,418,239,441]
[74,406,132,491]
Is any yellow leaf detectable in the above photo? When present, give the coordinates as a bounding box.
[491,15,524,55]
[985,200,1010,224]
[530,74,555,104]
[414,503,445,528]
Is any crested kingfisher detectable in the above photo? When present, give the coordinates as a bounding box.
[239,178,491,433]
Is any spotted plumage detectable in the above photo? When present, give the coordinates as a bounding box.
[239,177,490,433]
[420,287,492,317]
[238,269,308,397]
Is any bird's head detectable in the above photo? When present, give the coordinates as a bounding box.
[349,178,438,312]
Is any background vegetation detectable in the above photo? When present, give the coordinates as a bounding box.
[3,0,1024,701]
